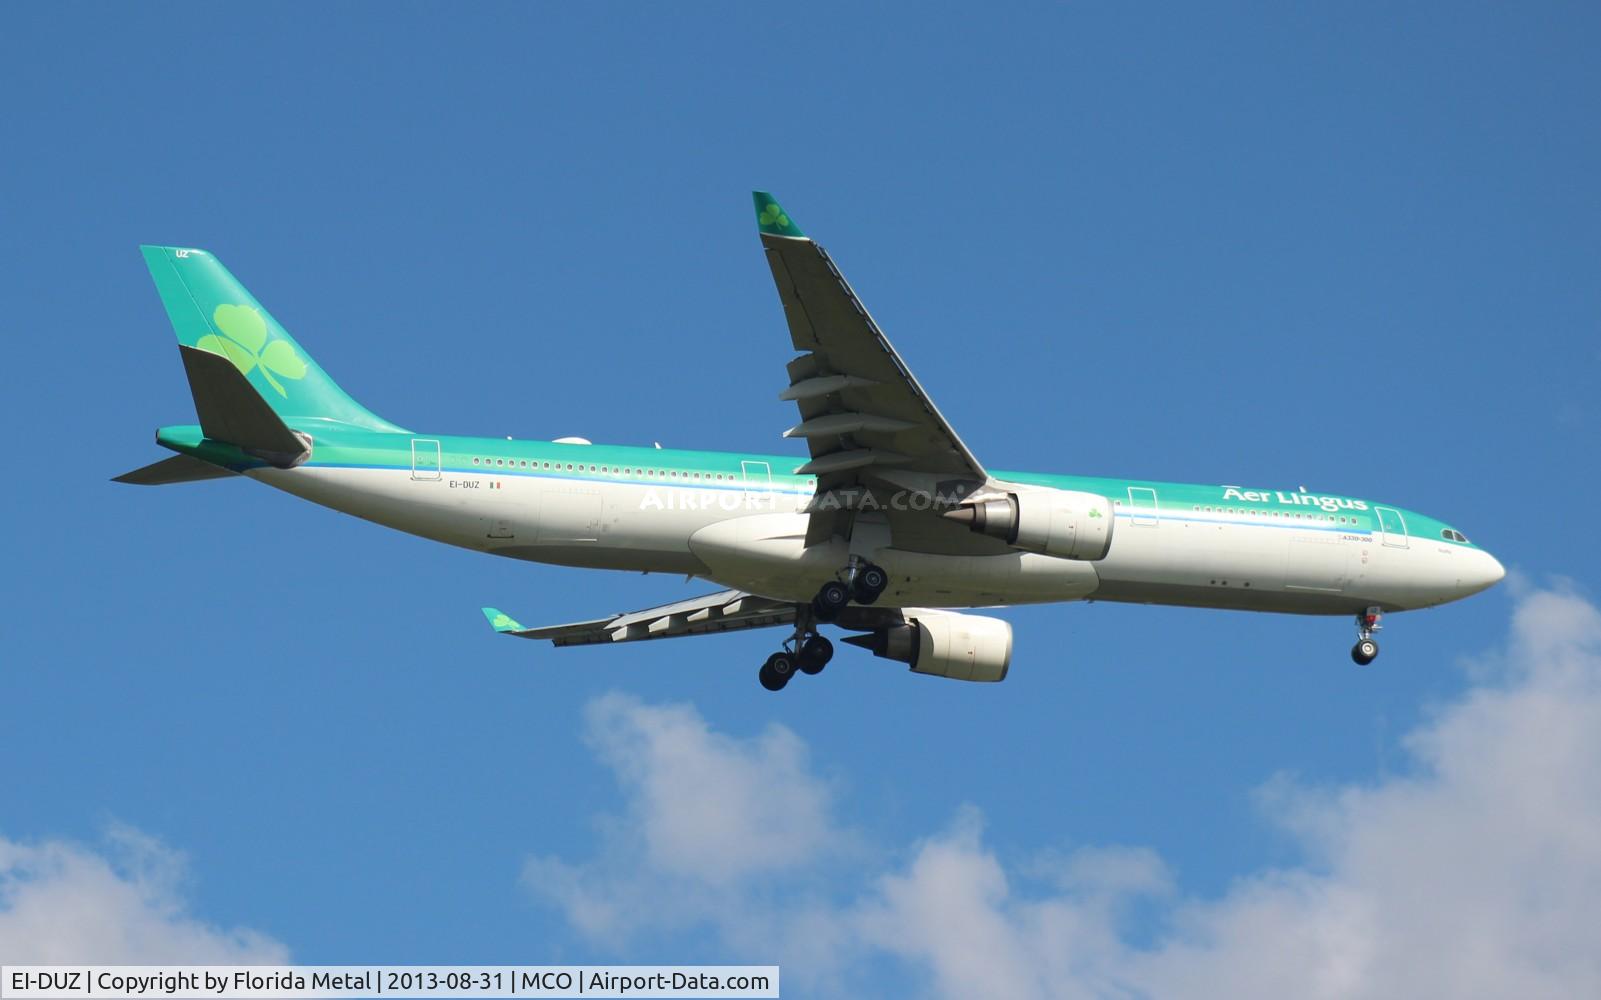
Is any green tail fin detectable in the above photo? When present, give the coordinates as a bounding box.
[140,246,406,433]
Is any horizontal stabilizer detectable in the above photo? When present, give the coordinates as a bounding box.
[180,345,310,468]
[112,454,237,486]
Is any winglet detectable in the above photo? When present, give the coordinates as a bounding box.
[481,607,525,633]
[753,191,805,238]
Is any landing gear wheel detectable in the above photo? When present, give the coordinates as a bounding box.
[1351,607,1383,666]
[852,565,888,605]
[812,580,850,622]
[798,635,834,675]
[759,651,797,691]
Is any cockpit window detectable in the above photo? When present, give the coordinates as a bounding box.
[1441,529,1469,543]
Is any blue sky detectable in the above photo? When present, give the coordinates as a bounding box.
[3,4,1599,994]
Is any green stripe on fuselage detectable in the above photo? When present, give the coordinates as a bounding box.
[153,425,1478,548]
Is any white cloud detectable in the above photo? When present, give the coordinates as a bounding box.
[526,585,1601,999]
[0,825,288,963]
[578,692,840,885]
[522,692,856,957]
[1123,585,1601,1000]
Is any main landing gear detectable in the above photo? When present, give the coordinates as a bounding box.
[758,624,836,692]
[759,562,887,691]
[1351,607,1383,665]
[810,559,888,622]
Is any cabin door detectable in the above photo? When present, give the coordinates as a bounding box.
[741,461,773,511]
[411,438,441,481]
[1375,506,1409,549]
[1127,486,1159,526]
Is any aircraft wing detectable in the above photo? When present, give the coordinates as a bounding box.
[754,192,989,545]
[482,589,910,648]
[482,590,796,647]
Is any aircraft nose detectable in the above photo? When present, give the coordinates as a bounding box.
[1461,548,1506,596]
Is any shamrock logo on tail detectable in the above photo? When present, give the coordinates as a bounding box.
[195,304,308,398]
[759,203,791,229]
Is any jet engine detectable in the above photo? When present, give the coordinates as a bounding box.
[943,488,1114,561]
[843,610,1013,682]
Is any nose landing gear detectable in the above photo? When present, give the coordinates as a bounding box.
[1351,607,1382,665]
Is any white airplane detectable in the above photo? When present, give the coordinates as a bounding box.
[119,193,1505,690]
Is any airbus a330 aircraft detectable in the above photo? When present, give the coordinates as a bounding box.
[119,193,1504,690]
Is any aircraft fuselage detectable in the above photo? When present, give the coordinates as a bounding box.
[157,424,1505,617]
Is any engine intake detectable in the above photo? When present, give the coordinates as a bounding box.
[943,489,1114,561]
[843,610,1013,682]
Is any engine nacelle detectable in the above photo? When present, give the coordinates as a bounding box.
[944,489,1114,561]
[844,610,1013,682]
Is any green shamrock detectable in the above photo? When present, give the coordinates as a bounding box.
[195,304,308,398]
[1089,508,1103,518]
[759,203,790,229]
[492,612,521,630]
